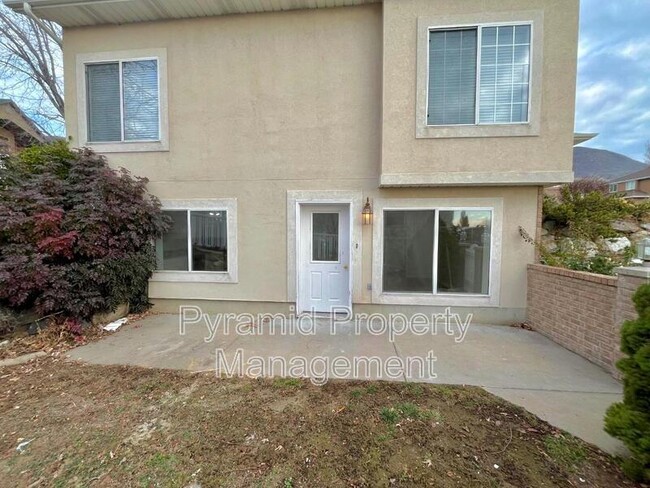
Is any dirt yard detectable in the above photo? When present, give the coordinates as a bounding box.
[0,357,638,487]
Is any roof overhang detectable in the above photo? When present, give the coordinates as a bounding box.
[3,0,381,27]
[0,100,46,146]
[573,132,598,146]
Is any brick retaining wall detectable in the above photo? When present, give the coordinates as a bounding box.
[527,265,650,375]
[527,264,617,372]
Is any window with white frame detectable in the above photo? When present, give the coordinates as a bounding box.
[625,181,636,191]
[85,59,160,142]
[427,24,531,126]
[383,208,492,295]
[609,183,617,193]
[156,210,228,272]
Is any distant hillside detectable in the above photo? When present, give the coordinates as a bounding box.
[573,147,647,181]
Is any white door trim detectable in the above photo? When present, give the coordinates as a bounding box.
[286,190,363,311]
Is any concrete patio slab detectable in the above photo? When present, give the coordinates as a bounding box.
[68,313,625,455]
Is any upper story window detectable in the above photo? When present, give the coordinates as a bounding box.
[625,181,636,191]
[86,59,160,142]
[427,24,531,126]
[77,48,168,152]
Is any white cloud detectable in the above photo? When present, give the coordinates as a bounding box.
[618,39,650,60]
[578,81,618,106]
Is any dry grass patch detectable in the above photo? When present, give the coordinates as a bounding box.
[0,358,639,487]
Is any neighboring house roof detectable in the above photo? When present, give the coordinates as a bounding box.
[3,0,379,27]
[0,99,47,148]
[610,165,650,184]
[617,189,649,200]
[573,146,647,181]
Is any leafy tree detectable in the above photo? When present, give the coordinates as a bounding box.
[0,142,168,319]
[605,284,650,481]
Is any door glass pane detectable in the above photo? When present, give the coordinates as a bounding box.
[437,210,491,294]
[191,211,228,271]
[312,213,339,262]
[383,211,434,292]
[156,211,188,270]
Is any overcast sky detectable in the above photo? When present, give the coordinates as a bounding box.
[575,0,650,162]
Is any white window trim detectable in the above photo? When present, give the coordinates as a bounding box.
[609,184,618,193]
[372,198,503,307]
[76,48,169,153]
[625,181,636,191]
[150,199,238,283]
[416,10,543,139]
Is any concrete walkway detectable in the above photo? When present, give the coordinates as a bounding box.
[68,313,625,455]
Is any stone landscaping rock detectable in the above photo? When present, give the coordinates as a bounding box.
[630,230,650,244]
[91,303,129,326]
[602,237,631,253]
[27,321,48,336]
[641,223,650,231]
[541,235,558,253]
[542,220,556,232]
[558,237,597,257]
[611,220,640,233]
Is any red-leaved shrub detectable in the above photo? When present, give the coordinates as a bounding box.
[0,142,168,319]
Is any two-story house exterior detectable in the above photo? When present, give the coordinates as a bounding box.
[609,167,650,200]
[5,0,579,324]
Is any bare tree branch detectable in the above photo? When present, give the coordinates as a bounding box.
[0,4,63,136]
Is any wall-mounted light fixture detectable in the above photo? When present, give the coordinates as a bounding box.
[362,197,373,225]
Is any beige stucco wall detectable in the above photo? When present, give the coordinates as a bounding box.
[143,182,537,322]
[63,5,382,183]
[62,4,545,322]
[381,0,579,180]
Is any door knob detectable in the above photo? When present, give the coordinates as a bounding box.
[343,264,349,270]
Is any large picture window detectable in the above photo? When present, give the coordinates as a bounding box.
[427,23,531,126]
[156,210,228,272]
[382,208,492,295]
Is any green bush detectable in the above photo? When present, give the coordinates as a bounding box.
[605,284,650,481]
[543,246,634,276]
[519,226,634,276]
[546,186,631,241]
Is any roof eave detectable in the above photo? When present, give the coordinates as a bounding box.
[3,0,382,27]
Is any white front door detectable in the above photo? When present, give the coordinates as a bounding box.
[298,204,351,313]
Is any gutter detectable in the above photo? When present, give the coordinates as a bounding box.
[21,2,62,47]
